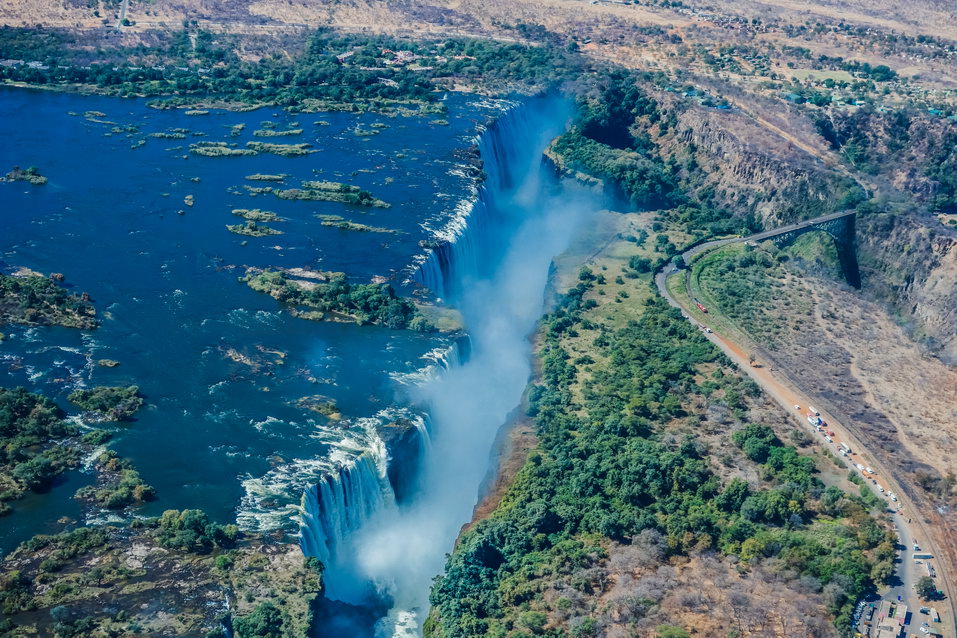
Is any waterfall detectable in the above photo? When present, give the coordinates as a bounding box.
[412,95,564,300]
[293,405,438,599]
[296,413,404,603]
[301,93,591,632]
[299,454,392,569]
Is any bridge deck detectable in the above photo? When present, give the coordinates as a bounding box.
[745,210,856,243]
[676,210,857,269]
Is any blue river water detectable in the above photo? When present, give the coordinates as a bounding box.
[0,86,503,553]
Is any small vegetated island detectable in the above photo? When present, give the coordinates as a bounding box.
[148,128,189,140]
[0,271,97,329]
[189,141,315,158]
[0,388,79,517]
[67,385,144,422]
[245,174,287,183]
[227,206,284,237]
[316,214,397,234]
[189,141,257,157]
[227,221,284,237]
[242,269,434,331]
[246,142,315,157]
[275,181,390,207]
[226,222,282,237]
[253,127,303,137]
[1,166,47,185]
[232,208,284,223]
[0,386,150,517]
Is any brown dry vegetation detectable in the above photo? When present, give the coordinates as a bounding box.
[577,544,840,638]
[5,0,957,92]
[699,254,957,492]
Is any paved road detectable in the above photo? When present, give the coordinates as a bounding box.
[654,221,954,637]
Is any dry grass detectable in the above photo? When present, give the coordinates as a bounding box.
[804,284,957,480]
[590,550,840,637]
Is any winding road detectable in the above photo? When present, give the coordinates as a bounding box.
[654,219,955,638]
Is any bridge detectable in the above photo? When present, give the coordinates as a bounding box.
[744,210,855,246]
[676,210,859,287]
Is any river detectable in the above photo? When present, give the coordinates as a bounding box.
[0,87,603,636]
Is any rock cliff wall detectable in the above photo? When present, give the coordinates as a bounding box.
[642,92,957,362]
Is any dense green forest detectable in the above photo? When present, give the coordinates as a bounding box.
[550,72,680,211]
[0,273,97,330]
[0,27,585,110]
[0,388,77,515]
[813,106,957,214]
[427,275,891,637]
[68,385,144,421]
[550,73,763,239]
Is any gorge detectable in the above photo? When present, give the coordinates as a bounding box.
[303,94,605,636]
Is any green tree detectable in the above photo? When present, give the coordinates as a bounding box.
[916,576,937,600]
[233,602,284,638]
[518,610,548,634]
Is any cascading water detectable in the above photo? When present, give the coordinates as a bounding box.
[299,454,391,569]
[412,99,560,301]
[302,93,604,636]
[299,452,394,601]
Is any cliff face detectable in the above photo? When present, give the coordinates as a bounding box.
[857,211,957,363]
[646,95,859,227]
[814,108,957,210]
[635,92,957,362]
[377,418,425,503]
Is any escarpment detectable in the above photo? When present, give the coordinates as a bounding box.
[635,90,957,362]
[857,211,957,363]
[645,94,860,227]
